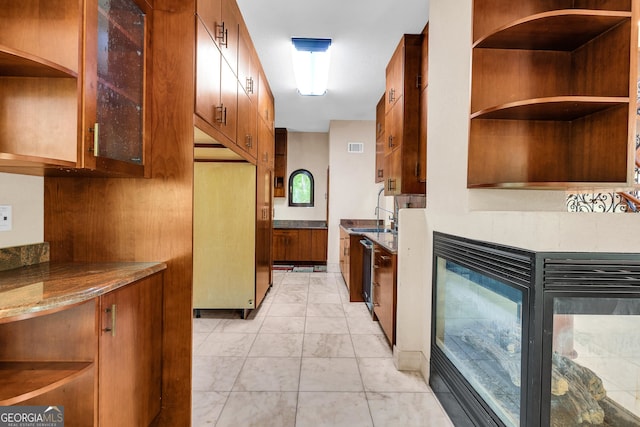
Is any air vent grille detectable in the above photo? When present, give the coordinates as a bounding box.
[433,232,534,289]
[543,257,640,290]
[347,142,364,153]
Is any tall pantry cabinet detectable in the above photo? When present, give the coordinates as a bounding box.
[193,0,275,314]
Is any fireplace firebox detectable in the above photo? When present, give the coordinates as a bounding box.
[431,232,640,427]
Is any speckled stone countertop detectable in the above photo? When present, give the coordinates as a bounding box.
[363,231,397,254]
[339,219,397,253]
[273,220,327,229]
[0,261,167,321]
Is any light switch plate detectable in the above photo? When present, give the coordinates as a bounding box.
[0,205,12,231]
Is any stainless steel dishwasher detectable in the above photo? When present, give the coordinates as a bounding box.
[360,238,374,313]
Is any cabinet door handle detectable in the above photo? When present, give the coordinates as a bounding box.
[91,123,100,155]
[247,77,254,94]
[387,178,396,192]
[104,304,117,336]
[216,105,227,125]
[388,88,395,103]
[388,135,394,148]
[246,135,252,148]
[216,22,228,47]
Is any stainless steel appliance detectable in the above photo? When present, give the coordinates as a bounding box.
[360,238,374,313]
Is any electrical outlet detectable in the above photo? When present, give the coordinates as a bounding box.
[0,205,12,231]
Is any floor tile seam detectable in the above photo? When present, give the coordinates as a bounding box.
[351,341,378,426]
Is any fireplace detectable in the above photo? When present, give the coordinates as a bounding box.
[430,232,640,427]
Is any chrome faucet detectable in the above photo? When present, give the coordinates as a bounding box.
[375,187,396,232]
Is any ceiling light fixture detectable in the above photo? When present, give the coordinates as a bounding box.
[291,37,332,96]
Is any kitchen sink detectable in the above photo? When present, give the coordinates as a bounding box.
[349,227,394,233]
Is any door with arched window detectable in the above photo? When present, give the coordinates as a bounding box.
[289,169,314,207]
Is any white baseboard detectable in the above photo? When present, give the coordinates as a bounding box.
[392,347,429,383]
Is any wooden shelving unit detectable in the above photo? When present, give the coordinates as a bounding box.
[274,128,287,197]
[468,1,636,189]
[0,300,96,426]
[0,45,78,78]
[0,362,93,406]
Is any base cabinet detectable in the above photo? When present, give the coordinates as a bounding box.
[373,244,397,345]
[272,228,327,263]
[338,227,366,303]
[339,227,351,289]
[99,274,163,426]
[0,273,163,427]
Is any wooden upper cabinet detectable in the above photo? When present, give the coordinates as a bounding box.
[258,114,275,169]
[375,93,385,183]
[196,0,222,38]
[195,13,237,145]
[0,0,152,177]
[274,128,287,197]
[468,0,636,188]
[220,56,238,142]
[237,17,258,100]
[385,41,404,114]
[419,86,428,184]
[196,0,238,74]
[418,23,429,184]
[195,0,273,166]
[220,0,240,74]
[0,0,80,171]
[258,69,275,130]
[237,83,258,160]
[383,34,423,196]
[82,0,152,177]
[195,18,223,128]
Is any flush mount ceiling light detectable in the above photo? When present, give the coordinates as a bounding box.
[291,37,331,96]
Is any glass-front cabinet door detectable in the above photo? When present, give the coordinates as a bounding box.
[83,0,151,176]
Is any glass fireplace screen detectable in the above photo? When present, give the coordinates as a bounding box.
[549,296,640,426]
[435,257,524,427]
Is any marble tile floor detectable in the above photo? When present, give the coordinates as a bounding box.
[192,270,453,427]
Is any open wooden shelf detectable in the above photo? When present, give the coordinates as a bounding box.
[0,45,77,78]
[0,361,93,406]
[471,96,628,120]
[474,10,631,50]
[468,0,635,189]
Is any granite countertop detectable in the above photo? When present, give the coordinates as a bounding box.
[339,219,397,253]
[273,220,327,229]
[0,261,167,321]
[363,231,397,254]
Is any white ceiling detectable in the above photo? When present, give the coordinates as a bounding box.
[236,0,430,133]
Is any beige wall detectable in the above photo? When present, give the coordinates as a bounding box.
[327,120,383,268]
[273,131,329,221]
[0,173,43,248]
[394,0,640,379]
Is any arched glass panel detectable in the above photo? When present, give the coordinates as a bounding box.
[289,169,314,207]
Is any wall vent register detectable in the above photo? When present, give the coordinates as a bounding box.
[347,142,364,153]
